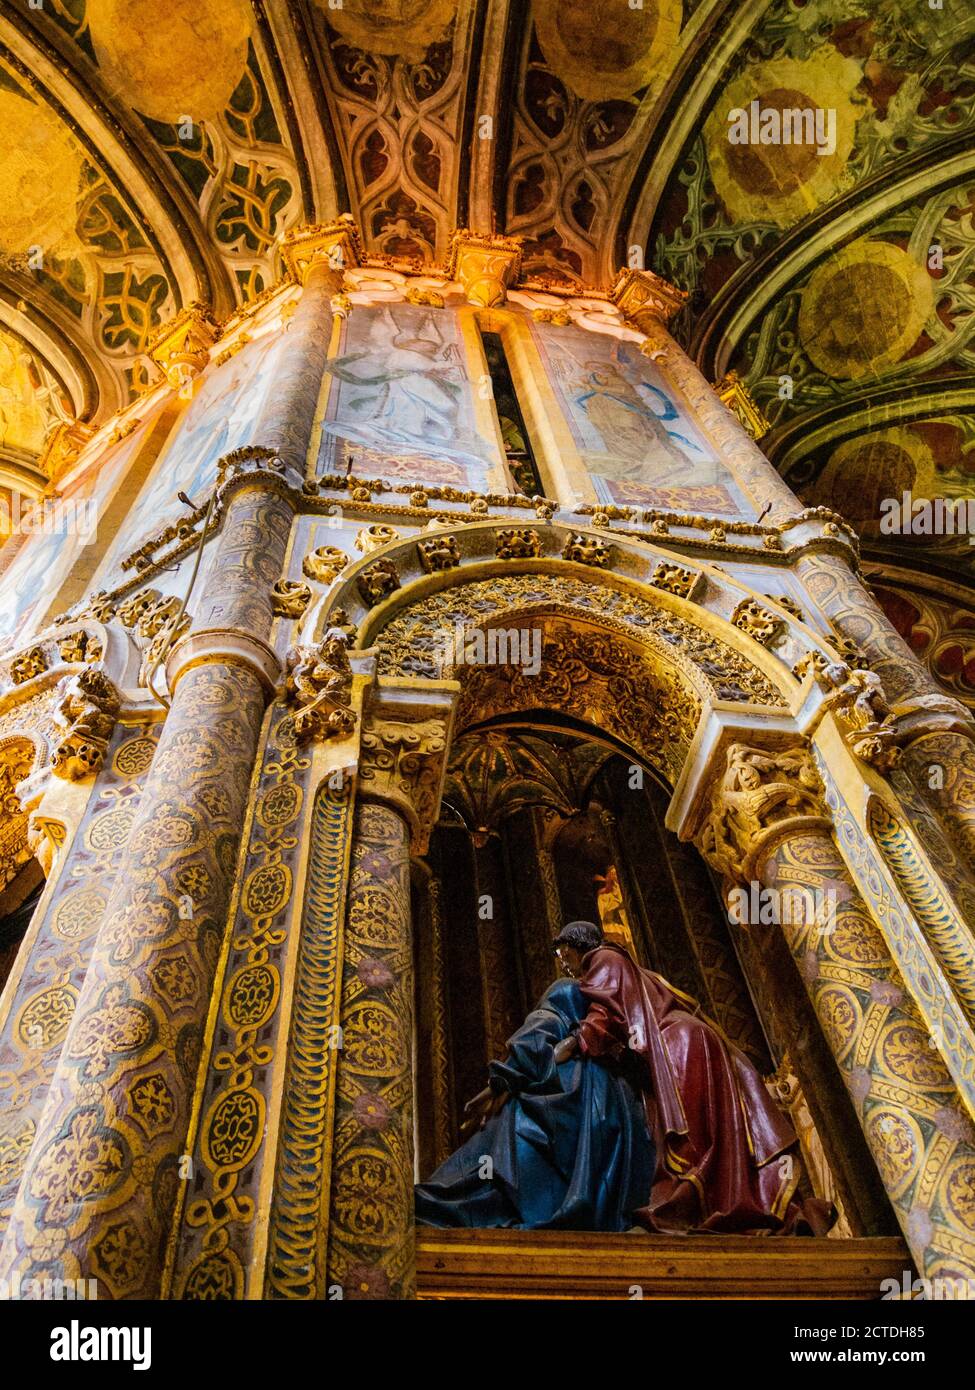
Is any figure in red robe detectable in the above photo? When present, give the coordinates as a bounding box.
[552,921,833,1235]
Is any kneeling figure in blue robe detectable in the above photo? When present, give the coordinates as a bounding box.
[414,978,654,1231]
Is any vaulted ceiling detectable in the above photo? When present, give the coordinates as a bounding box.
[2,0,974,598]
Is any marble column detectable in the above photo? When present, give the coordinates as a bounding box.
[692,743,975,1283]
[0,224,354,1299]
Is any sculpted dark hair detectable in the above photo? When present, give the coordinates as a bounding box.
[554,920,604,955]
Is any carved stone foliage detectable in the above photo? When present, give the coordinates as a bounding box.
[732,599,785,647]
[373,573,787,710]
[358,718,451,855]
[10,649,47,686]
[271,580,313,619]
[280,632,357,744]
[496,529,542,560]
[417,535,460,574]
[695,743,828,882]
[561,534,612,567]
[50,670,121,783]
[57,630,104,665]
[358,560,400,607]
[649,561,698,600]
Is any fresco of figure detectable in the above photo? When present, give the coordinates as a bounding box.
[534,323,734,501]
[100,332,282,581]
[320,304,496,485]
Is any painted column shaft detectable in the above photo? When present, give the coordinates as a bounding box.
[0,256,339,1298]
[326,801,416,1300]
[759,829,975,1282]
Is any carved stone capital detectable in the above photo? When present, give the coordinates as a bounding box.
[357,684,457,855]
[281,217,363,287]
[693,741,829,883]
[610,266,687,330]
[50,668,121,782]
[148,301,221,388]
[446,229,522,308]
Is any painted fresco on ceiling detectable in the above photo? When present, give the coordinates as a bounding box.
[653,0,975,321]
[531,322,748,515]
[787,415,975,568]
[730,190,974,427]
[100,331,282,582]
[316,303,500,490]
[0,415,160,651]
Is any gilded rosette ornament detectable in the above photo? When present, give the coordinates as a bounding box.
[446,229,522,308]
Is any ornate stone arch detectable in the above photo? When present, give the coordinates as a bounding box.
[315,518,814,793]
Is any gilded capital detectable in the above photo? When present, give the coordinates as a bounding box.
[149,301,221,389]
[38,420,95,484]
[281,217,363,286]
[446,229,522,308]
[693,741,829,883]
[714,371,771,441]
[611,266,687,330]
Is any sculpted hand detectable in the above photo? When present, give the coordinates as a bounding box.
[460,1085,507,1136]
[553,1035,578,1064]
